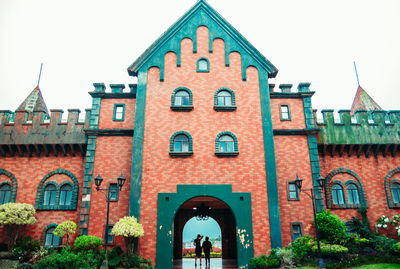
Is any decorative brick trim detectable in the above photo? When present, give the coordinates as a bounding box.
[170,87,194,111]
[0,169,17,202]
[384,167,400,208]
[169,131,193,157]
[324,168,367,209]
[35,168,79,211]
[214,87,236,111]
[215,131,239,157]
[196,57,210,72]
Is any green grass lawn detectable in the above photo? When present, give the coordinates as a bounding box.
[298,264,400,269]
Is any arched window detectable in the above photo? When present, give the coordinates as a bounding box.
[197,58,209,72]
[174,135,189,152]
[214,88,236,111]
[59,184,72,206]
[215,132,238,157]
[217,91,232,106]
[332,184,345,205]
[0,184,11,205]
[169,131,193,157]
[171,87,193,111]
[218,135,234,153]
[44,227,61,248]
[43,184,57,205]
[175,91,190,106]
[347,184,360,205]
[392,182,400,204]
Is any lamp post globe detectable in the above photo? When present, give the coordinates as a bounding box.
[117,172,126,190]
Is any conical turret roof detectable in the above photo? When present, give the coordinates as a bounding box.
[350,85,382,114]
[16,86,49,115]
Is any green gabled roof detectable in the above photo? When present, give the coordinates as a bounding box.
[127,0,278,79]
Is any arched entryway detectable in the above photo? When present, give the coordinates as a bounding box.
[173,196,237,261]
[156,184,254,269]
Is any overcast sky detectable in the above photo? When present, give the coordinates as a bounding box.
[1,0,399,120]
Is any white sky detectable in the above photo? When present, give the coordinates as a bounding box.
[1,0,399,120]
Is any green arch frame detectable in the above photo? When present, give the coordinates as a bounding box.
[215,131,239,157]
[324,168,367,209]
[0,169,17,202]
[171,87,194,111]
[169,131,193,157]
[35,168,79,210]
[214,87,236,111]
[156,184,253,268]
[384,167,400,208]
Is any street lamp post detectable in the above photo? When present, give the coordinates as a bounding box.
[94,172,126,267]
[294,174,326,269]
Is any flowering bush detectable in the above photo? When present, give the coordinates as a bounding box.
[111,216,144,255]
[390,214,400,236]
[53,221,77,246]
[0,203,37,249]
[376,215,390,229]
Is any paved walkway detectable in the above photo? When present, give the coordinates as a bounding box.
[173,258,237,269]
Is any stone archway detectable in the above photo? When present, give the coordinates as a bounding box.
[156,184,254,269]
[173,196,237,260]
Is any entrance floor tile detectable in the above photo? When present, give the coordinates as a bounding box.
[173,258,237,269]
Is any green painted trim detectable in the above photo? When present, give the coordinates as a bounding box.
[113,104,125,121]
[169,131,193,157]
[196,57,210,72]
[127,1,278,79]
[0,169,17,202]
[280,105,291,121]
[214,87,236,111]
[129,70,148,219]
[215,131,239,157]
[384,167,400,208]
[35,168,79,211]
[324,168,367,209]
[170,87,194,111]
[290,222,303,241]
[156,184,254,269]
[258,69,282,248]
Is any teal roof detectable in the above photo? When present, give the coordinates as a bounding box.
[127,0,278,79]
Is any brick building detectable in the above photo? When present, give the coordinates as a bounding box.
[0,1,399,268]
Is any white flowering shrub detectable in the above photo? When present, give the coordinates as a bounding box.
[0,203,37,248]
[376,215,390,228]
[390,214,400,236]
[53,221,77,246]
[111,216,144,255]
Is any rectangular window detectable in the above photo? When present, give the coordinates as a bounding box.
[291,223,303,241]
[109,184,119,201]
[106,225,114,245]
[280,105,291,121]
[113,104,125,121]
[288,182,299,200]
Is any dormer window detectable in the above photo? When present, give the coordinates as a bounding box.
[197,58,209,72]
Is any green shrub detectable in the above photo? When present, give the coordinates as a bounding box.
[370,235,397,253]
[17,263,32,269]
[266,248,280,268]
[12,236,40,262]
[316,210,346,244]
[393,242,400,253]
[250,254,267,269]
[33,247,103,269]
[277,247,294,267]
[73,235,103,252]
[312,243,348,258]
[291,234,316,262]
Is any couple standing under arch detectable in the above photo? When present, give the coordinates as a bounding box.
[193,234,213,267]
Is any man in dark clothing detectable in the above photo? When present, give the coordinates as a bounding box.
[202,236,213,267]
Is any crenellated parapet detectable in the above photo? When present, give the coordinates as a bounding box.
[315,109,400,157]
[0,109,91,157]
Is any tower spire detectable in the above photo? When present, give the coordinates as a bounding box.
[37,63,43,89]
[353,61,360,86]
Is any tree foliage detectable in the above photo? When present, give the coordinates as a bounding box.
[0,203,37,249]
[53,221,77,246]
[111,216,144,255]
[316,210,346,244]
